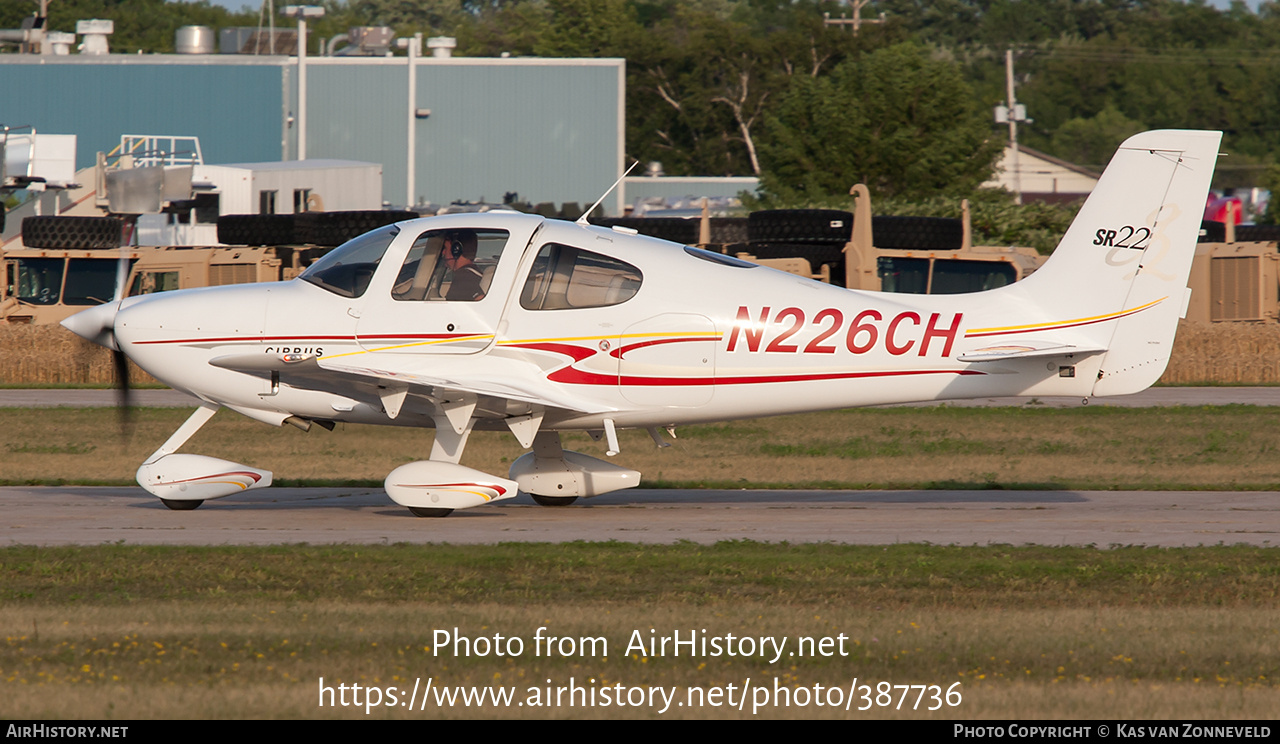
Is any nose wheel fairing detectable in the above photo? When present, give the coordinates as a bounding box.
[138,454,273,502]
[134,404,274,509]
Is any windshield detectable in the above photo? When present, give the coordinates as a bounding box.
[63,259,123,305]
[299,224,399,298]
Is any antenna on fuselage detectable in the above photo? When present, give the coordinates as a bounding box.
[576,160,639,226]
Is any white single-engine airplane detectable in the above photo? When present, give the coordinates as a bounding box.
[63,130,1220,517]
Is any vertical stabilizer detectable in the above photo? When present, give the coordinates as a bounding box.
[1005,130,1221,396]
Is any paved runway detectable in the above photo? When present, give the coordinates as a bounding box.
[3,486,1276,548]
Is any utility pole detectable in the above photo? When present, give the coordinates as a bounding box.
[994,49,1032,205]
[823,0,886,35]
[397,33,423,207]
[283,5,324,161]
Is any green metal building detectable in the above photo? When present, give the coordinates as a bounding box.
[0,53,625,213]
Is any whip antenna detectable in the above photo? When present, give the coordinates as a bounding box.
[577,160,639,225]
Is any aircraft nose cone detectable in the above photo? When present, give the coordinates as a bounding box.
[61,302,120,351]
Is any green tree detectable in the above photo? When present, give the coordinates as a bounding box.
[1049,105,1146,168]
[624,3,857,176]
[758,42,1000,202]
[532,0,639,57]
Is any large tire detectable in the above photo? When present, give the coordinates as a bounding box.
[294,210,418,247]
[22,216,123,250]
[408,507,453,518]
[871,216,964,250]
[1198,220,1226,243]
[1234,224,1280,242]
[217,214,298,246]
[748,209,853,245]
[592,217,701,245]
[530,494,578,507]
[709,217,749,245]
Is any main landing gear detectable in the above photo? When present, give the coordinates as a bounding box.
[136,403,642,517]
[386,408,640,517]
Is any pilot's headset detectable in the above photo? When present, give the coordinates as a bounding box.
[443,231,465,258]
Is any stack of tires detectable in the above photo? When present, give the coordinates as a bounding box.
[740,210,856,285]
[739,210,963,286]
[294,210,419,246]
[869,216,964,251]
[1234,224,1280,242]
[217,210,419,247]
[22,216,124,250]
[216,214,298,246]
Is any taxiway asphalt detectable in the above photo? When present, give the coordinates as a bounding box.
[3,486,1276,548]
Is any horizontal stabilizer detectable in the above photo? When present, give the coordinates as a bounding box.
[957,340,1107,363]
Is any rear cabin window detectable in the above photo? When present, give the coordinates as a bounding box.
[520,243,642,310]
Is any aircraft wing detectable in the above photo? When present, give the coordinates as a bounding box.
[317,358,614,414]
[956,340,1107,363]
[209,352,614,416]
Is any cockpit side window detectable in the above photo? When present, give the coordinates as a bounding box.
[392,228,508,302]
[520,243,642,310]
[299,224,399,298]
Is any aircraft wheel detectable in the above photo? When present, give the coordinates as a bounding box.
[408,507,453,518]
[531,494,578,507]
[160,499,204,511]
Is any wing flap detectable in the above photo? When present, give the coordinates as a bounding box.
[319,358,615,415]
[957,340,1107,363]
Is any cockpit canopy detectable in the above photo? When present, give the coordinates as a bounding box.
[299,218,644,311]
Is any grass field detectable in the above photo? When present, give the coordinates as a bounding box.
[4,403,1279,719]
[2,543,1278,719]
[4,405,1280,490]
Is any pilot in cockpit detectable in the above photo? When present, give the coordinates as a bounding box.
[440,230,486,301]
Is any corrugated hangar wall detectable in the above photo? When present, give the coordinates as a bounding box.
[0,57,284,167]
[306,57,624,211]
[0,55,624,213]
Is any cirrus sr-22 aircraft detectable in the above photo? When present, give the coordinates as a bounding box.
[63,130,1221,517]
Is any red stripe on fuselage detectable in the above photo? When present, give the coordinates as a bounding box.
[550,366,983,386]
[135,333,475,346]
[610,336,718,359]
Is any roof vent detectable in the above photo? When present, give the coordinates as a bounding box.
[427,36,455,58]
[75,19,112,55]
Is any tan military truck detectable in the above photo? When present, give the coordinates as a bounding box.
[1184,219,1280,324]
[0,211,415,325]
[1,227,286,326]
[597,184,1045,293]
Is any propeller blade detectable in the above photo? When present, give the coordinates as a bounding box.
[112,348,133,438]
